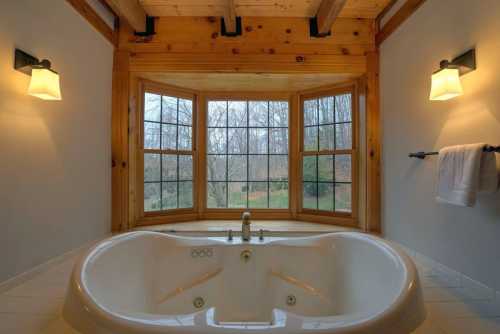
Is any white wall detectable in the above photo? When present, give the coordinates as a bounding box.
[0,0,113,283]
[381,0,500,291]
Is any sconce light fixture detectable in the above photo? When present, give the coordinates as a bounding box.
[429,48,476,101]
[14,49,62,101]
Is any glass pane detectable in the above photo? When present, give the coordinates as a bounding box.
[335,123,352,150]
[335,183,352,213]
[162,154,177,181]
[162,182,177,210]
[208,101,227,127]
[208,128,226,154]
[228,101,247,127]
[228,155,247,181]
[178,125,192,150]
[304,99,318,126]
[178,98,192,125]
[318,155,334,182]
[269,156,288,181]
[269,128,288,154]
[249,101,268,127]
[302,182,317,209]
[319,124,335,151]
[270,182,288,208]
[144,153,160,182]
[319,96,334,124]
[207,155,226,181]
[178,155,192,180]
[228,182,247,208]
[207,182,227,208]
[144,182,161,212]
[179,181,193,208]
[335,94,352,122]
[318,183,334,211]
[228,128,247,154]
[161,124,177,150]
[249,182,268,208]
[249,128,268,154]
[269,101,288,127]
[249,155,268,181]
[304,126,318,151]
[303,156,317,182]
[162,96,177,124]
[335,155,351,182]
[144,93,161,122]
[144,122,161,149]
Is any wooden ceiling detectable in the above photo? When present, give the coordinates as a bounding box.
[139,0,392,19]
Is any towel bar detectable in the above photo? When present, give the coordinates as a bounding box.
[409,145,500,159]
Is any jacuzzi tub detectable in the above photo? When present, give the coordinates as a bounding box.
[63,231,425,334]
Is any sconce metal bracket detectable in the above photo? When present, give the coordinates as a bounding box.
[221,17,242,37]
[14,49,52,76]
[440,48,476,76]
[309,17,331,38]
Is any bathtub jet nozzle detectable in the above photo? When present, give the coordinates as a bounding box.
[242,211,251,241]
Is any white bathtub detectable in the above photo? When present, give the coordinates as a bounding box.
[63,231,425,334]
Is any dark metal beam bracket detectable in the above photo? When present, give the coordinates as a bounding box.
[309,17,331,38]
[134,16,156,37]
[221,17,242,37]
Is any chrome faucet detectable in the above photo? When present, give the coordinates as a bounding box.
[241,211,251,241]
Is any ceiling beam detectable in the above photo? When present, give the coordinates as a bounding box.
[223,0,237,34]
[376,0,428,45]
[104,0,147,33]
[315,0,348,36]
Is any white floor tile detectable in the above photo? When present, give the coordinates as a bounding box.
[0,295,63,316]
[0,313,55,334]
[438,317,500,334]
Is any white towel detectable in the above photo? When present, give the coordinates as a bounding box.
[437,143,498,207]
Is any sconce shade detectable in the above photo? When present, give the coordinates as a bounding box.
[429,68,463,101]
[28,68,62,101]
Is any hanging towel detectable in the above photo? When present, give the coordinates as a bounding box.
[437,143,498,207]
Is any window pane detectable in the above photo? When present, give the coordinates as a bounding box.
[304,99,318,126]
[269,128,288,154]
[178,98,192,125]
[228,182,247,208]
[228,128,247,153]
[144,93,161,122]
[249,101,268,127]
[249,155,268,181]
[335,123,352,150]
[208,128,226,153]
[228,101,247,127]
[318,155,334,182]
[269,101,288,127]
[208,101,227,127]
[144,122,161,149]
[179,181,193,208]
[303,156,317,182]
[269,156,288,181]
[249,182,268,208]
[228,155,247,181]
[335,94,352,122]
[318,183,334,211]
[335,183,351,213]
[335,155,351,182]
[162,154,177,181]
[162,182,177,210]
[207,182,227,208]
[319,96,334,124]
[207,155,226,181]
[144,153,160,182]
[144,182,161,212]
[179,155,192,180]
[304,126,318,152]
[162,96,177,124]
[161,124,177,150]
[303,182,317,209]
[270,182,288,208]
[178,125,192,150]
[249,128,268,154]
[319,124,335,151]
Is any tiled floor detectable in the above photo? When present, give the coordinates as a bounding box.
[1,223,500,333]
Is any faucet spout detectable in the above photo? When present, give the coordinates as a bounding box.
[242,211,251,241]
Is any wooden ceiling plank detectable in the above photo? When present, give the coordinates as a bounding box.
[104,0,147,32]
[316,0,349,35]
[376,0,427,45]
[223,0,237,33]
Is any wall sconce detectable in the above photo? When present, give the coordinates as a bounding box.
[429,48,476,101]
[14,49,62,101]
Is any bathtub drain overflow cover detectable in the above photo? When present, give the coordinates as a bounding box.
[286,295,296,306]
[193,297,205,309]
